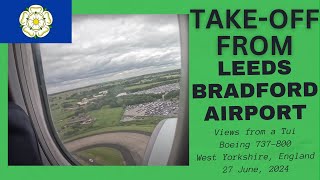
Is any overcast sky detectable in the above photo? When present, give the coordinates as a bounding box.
[40,15,181,94]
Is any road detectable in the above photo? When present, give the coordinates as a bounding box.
[64,131,150,165]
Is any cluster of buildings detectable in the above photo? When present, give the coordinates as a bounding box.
[76,90,108,106]
[121,100,179,122]
[116,92,128,97]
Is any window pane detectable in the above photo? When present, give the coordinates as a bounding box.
[39,15,181,165]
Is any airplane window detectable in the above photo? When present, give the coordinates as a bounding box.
[39,15,181,165]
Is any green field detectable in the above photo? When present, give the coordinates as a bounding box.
[56,104,164,142]
[88,106,124,128]
[75,147,124,165]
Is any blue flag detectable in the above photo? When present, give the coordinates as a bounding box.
[0,0,71,43]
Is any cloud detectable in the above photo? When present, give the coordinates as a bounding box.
[40,15,181,94]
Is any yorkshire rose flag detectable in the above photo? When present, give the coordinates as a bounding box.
[0,0,71,43]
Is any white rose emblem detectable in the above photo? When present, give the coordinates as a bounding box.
[19,5,53,38]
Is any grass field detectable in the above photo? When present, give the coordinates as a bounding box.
[75,147,124,165]
[58,105,125,140]
[62,104,159,142]
[88,106,124,128]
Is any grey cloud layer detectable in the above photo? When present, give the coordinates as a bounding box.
[41,15,181,94]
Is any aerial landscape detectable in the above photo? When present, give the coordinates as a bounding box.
[47,69,180,165]
[40,15,181,165]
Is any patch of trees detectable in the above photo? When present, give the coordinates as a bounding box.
[120,71,180,88]
[83,96,117,111]
[50,103,58,107]
[74,108,85,116]
[61,102,73,108]
[66,92,86,100]
[116,94,162,107]
[165,90,180,100]
[86,103,103,111]
[83,93,163,111]
[108,85,125,96]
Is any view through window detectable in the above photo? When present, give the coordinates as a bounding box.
[40,15,181,165]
